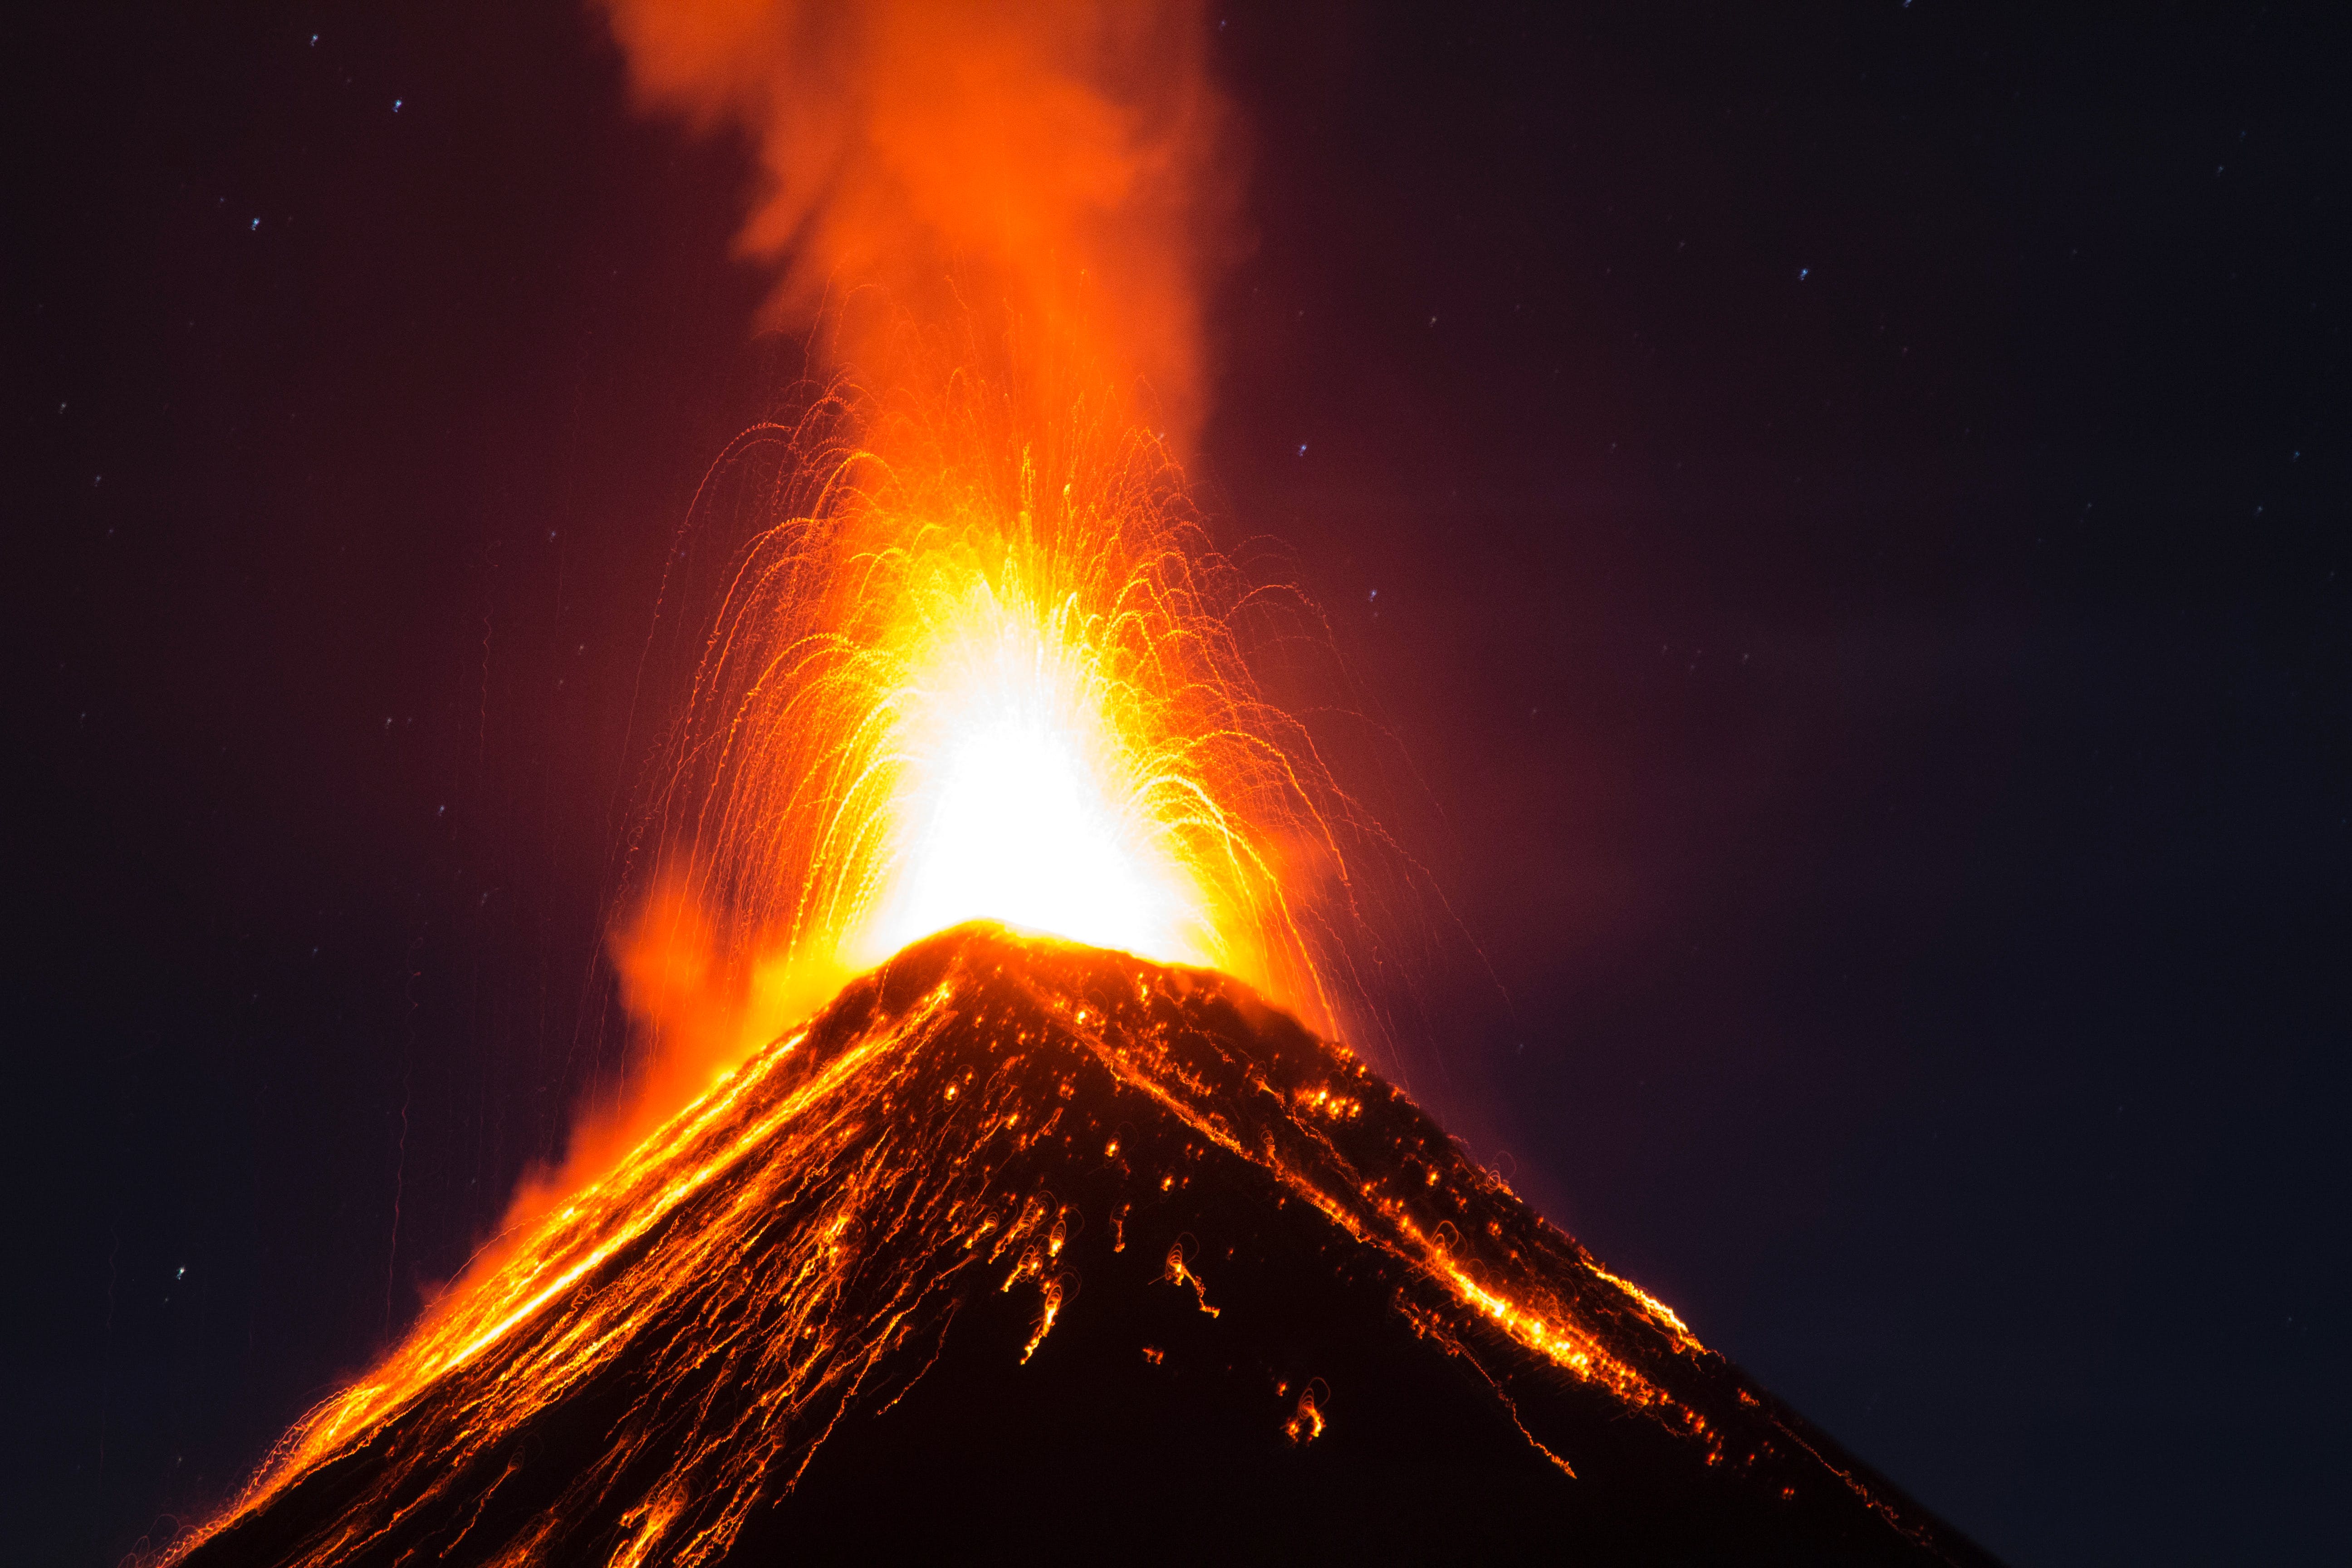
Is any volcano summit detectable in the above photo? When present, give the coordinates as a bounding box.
[177,925,1990,1565]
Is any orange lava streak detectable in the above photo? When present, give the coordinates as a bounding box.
[176,7,1427,1558]
[171,931,1743,1565]
[532,0,1402,1240]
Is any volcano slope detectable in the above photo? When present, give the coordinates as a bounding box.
[181,923,1992,1566]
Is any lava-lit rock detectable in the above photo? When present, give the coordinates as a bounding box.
[178,923,1993,1566]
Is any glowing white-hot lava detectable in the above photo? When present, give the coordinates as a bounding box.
[154,0,1975,1555]
[631,403,1356,1069]
[864,579,1211,967]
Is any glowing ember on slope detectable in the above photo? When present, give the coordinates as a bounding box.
[158,5,2001,1556]
[162,4,1595,1558]
[503,0,1394,1216]
[165,929,1977,1566]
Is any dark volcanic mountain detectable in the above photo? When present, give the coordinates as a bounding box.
[178,924,1993,1566]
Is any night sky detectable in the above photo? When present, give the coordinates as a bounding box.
[9,5,2347,1563]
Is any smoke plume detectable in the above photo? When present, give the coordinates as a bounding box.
[600,0,1239,444]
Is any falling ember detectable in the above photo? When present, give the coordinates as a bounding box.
[580,0,1361,1119]
[689,436,1314,983]
[634,397,1353,1081]
[604,0,1269,1000]
[156,4,1995,1564]
[1162,1236,1221,1318]
[163,928,1984,1565]
[1284,1381,1329,1446]
[866,574,1206,966]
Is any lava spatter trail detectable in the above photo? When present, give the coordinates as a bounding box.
[175,925,1992,1566]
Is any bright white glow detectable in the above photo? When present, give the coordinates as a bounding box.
[861,590,1207,965]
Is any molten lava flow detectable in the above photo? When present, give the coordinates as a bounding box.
[164,5,1492,1559]
[166,929,1982,1567]
[161,10,2003,1560]
[410,0,1380,1360]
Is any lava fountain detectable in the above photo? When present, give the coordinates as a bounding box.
[156,5,1994,1564]
[591,0,1356,1072]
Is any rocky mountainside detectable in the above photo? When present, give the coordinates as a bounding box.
[178,923,1994,1565]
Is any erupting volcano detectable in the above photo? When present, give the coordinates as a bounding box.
[178,925,1987,1565]
[162,3,1994,1563]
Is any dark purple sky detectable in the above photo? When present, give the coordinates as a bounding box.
[9,5,2347,1563]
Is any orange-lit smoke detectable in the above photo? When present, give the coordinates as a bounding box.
[542,0,1367,1236]
[601,0,1238,446]
[485,873,852,1254]
[166,15,1424,1555]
